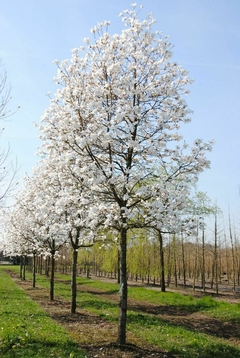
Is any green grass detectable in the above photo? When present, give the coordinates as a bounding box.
[5,267,240,357]
[0,267,86,357]
[127,311,240,358]
[53,272,240,323]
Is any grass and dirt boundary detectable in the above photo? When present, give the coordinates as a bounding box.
[1,266,240,357]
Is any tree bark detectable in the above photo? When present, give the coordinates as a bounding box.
[201,229,206,292]
[229,218,236,292]
[50,243,55,301]
[39,254,43,275]
[45,256,50,276]
[181,233,186,288]
[172,236,178,288]
[214,214,219,294]
[117,248,120,284]
[71,244,78,314]
[32,252,36,288]
[158,231,166,292]
[23,255,26,281]
[20,255,23,279]
[117,226,128,345]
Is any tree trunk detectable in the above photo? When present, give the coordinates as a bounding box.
[117,249,120,284]
[214,214,219,294]
[181,233,186,288]
[192,232,199,291]
[158,231,166,292]
[50,245,55,301]
[201,229,206,292]
[39,255,43,275]
[20,255,23,280]
[71,244,78,314]
[172,237,178,287]
[45,256,50,276]
[229,217,236,292]
[23,255,26,281]
[117,226,128,345]
[32,253,36,288]
[166,237,171,287]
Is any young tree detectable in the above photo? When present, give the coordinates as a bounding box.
[38,5,213,344]
[4,202,42,288]
[187,192,219,291]
[33,156,101,311]
[4,164,68,292]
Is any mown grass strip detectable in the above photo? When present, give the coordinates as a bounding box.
[6,267,240,357]
[127,312,240,358]
[0,267,86,358]
[54,272,240,323]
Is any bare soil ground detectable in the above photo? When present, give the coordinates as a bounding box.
[7,271,240,357]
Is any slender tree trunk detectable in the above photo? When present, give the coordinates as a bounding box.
[235,235,240,286]
[20,255,23,279]
[211,262,214,289]
[181,233,186,288]
[172,236,178,287]
[117,249,120,284]
[32,253,36,288]
[117,226,128,345]
[71,243,79,314]
[50,244,55,301]
[39,254,43,275]
[192,231,199,291]
[202,229,206,292]
[229,217,236,292]
[224,233,230,284]
[158,231,166,292]
[174,259,177,287]
[166,236,171,287]
[23,255,26,281]
[214,214,218,295]
[45,256,50,276]
[21,255,24,279]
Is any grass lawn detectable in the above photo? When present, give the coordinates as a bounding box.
[0,267,86,357]
[4,266,240,358]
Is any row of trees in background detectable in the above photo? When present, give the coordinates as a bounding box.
[22,215,240,295]
[75,224,240,293]
[2,6,216,346]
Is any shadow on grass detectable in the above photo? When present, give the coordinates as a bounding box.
[172,341,240,358]
[84,288,120,295]
[128,312,240,357]
[0,337,84,358]
[80,296,117,312]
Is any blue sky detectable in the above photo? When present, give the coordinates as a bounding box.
[1,0,240,226]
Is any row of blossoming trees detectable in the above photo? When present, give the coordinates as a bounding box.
[2,6,214,345]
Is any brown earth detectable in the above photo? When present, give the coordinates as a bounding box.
[7,271,240,357]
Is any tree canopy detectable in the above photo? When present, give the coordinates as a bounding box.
[4,5,213,345]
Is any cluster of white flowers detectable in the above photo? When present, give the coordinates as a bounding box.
[3,5,213,260]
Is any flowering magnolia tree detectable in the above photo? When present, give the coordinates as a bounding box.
[36,156,102,312]
[3,179,44,287]
[38,5,213,344]
[4,161,70,290]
